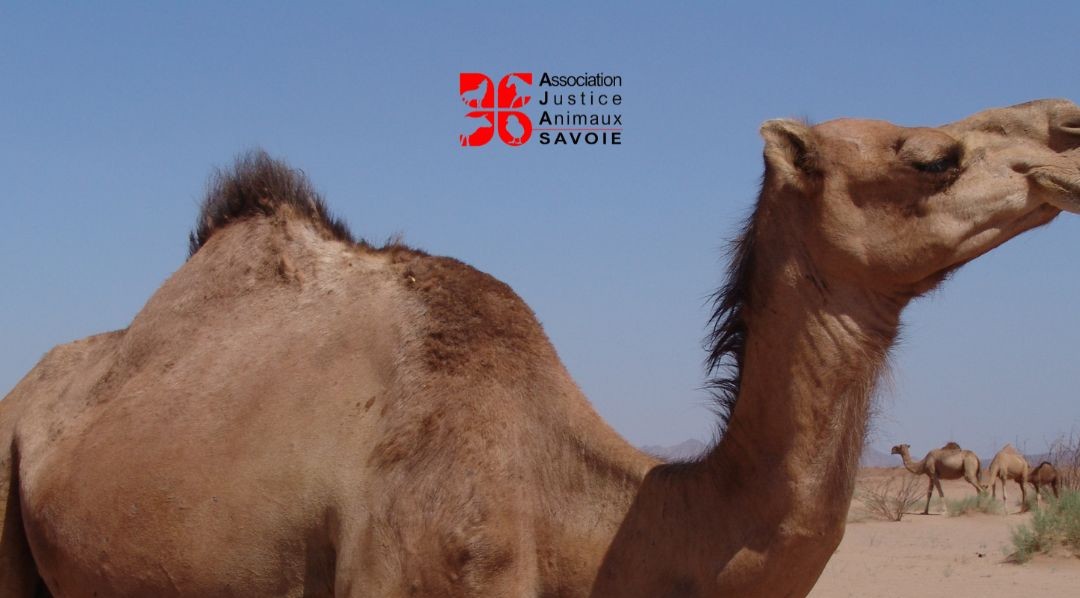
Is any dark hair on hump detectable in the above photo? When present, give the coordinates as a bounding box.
[188,149,354,257]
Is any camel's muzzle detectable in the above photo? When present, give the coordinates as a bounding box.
[1017,148,1080,214]
[1038,150,1080,214]
[1050,101,1080,152]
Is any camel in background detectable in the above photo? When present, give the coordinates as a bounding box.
[1,99,1078,597]
[1029,461,1062,506]
[892,443,984,514]
[983,444,1030,512]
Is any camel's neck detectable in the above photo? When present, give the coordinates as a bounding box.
[706,257,900,589]
[591,215,905,596]
[899,450,925,475]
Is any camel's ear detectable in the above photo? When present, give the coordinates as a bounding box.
[760,119,819,187]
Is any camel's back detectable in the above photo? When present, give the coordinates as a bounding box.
[932,448,978,477]
[990,448,1030,477]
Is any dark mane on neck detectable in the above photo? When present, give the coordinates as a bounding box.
[704,200,762,428]
[188,150,355,257]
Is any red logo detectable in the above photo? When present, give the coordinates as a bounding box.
[459,73,532,147]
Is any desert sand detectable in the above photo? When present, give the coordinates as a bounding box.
[810,469,1080,597]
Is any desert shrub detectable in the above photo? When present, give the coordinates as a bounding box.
[859,474,922,521]
[1009,490,1080,562]
[1010,525,1041,563]
[1057,492,1080,547]
[946,493,1002,516]
[1047,434,1080,492]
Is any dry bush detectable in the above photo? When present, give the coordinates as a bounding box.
[1047,433,1080,492]
[859,474,923,521]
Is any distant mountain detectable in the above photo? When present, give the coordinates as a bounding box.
[640,439,708,462]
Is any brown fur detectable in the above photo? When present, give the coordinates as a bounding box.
[392,254,550,377]
[2,100,1079,597]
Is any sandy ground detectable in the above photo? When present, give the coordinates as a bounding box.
[809,469,1080,597]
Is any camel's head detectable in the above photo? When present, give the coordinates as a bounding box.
[759,99,1080,297]
[889,444,909,456]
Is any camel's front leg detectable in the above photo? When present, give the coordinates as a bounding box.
[962,474,982,495]
[923,477,935,514]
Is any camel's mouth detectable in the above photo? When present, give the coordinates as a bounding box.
[1043,187,1080,214]
[1027,150,1080,214]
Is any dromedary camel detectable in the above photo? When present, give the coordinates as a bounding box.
[891,443,984,514]
[983,444,1030,511]
[1029,461,1061,505]
[1,99,1079,597]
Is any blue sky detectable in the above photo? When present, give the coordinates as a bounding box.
[2,2,1078,457]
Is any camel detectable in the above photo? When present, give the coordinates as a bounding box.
[891,443,984,514]
[1029,461,1061,505]
[982,444,1030,511]
[1,99,1078,597]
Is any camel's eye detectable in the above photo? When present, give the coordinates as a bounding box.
[913,156,958,174]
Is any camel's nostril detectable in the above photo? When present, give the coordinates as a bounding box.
[1051,103,1080,128]
[1050,105,1080,150]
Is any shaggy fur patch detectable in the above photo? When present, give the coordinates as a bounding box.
[188,150,354,256]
